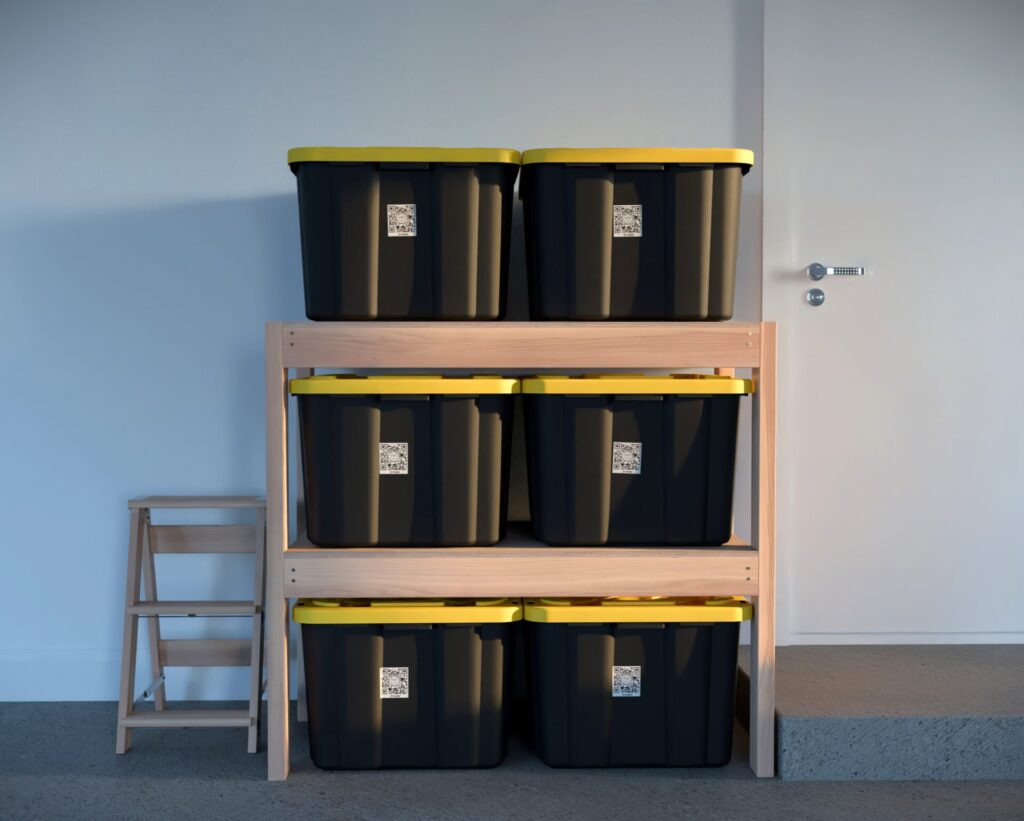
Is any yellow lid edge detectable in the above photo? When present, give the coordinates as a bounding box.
[291,376,521,395]
[521,147,754,167]
[293,598,523,625]
[524,597,752,624]
[522,375,754,395]
[288,146,522,165]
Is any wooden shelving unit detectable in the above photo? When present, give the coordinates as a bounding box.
[265,320,777,781]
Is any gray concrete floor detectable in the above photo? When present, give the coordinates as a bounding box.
[2,702,1023,821]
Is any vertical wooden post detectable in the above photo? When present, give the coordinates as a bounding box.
[248,505,267,753]
[750,322,777,777]
[293,366,313,725]
[265,322,290,780]
[140,510,166,711]
[115,508,145,753]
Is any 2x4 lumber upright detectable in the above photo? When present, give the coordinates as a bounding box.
[264,321,776,781]
[265,323,290,780]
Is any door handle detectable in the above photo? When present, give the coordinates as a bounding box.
[808,263,864,281]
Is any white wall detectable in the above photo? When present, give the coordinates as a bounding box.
[0,0,763,700]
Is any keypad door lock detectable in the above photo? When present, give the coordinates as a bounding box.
[808,263,865,280]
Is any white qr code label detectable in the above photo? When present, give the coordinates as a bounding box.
[613,204,642,237]
[379,442,409,475]
[379,667,409,699]
[612,441,642,475]
[612,665,641,697]
[387,203,417,237]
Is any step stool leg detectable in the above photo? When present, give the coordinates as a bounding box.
[248,507,267,753]
[140,511,166,711]
[116,508,145,753]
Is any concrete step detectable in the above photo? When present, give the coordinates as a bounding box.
[738,645,1024,780]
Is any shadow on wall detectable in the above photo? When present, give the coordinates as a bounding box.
[0,194,305,700]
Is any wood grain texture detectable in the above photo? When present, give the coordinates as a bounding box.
[129,496,264,509]
[281,321,761,369]
[265,322,290,781]
[120,709,252,728]
[750,322,778,778]
[158,639,251,667]
[127,601,259,616]
[140,513,166,711]
[284,544,758,598]
[148,525,260,553]
[248,506,267,753]
[115,508,144,754]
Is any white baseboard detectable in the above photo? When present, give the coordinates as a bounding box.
[783,631,1024,645]
[5,633,1024,700]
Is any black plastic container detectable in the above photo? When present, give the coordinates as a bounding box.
[291,375,518,547]
[523,375,753,546]
[525,597,751,768]
[520,148,753,320]
[288,147,521,320]
[295,598,521,770]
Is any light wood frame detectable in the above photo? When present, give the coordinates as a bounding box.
[265,321,776,780]
[116,496,266,754]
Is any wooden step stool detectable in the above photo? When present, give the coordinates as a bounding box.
[116,496,266,754]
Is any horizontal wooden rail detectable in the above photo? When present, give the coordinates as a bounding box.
[127,601,260,617]
[280,321,761,369]
[149,525,258,554]
[129,496,264,509]
[158,639,252,667]
[120,709,252,729]
[284,545,757,599]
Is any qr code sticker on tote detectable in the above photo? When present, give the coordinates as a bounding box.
[379,667,409,699]
[612,665,641,697]
[379,442,409,475]
[612,441,642,475]
[613,204,642,237]
[387,203,417,237]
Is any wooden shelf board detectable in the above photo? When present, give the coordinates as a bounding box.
[283,526,756,598]
[120,709,252,729]
[128,601,260,617]
[129,496,265,509]
[280,321,761,369]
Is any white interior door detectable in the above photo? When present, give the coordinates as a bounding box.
[763,0,1024,644]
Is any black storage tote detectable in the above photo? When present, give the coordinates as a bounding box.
[289,147,521,320]
[520,148,754,320]
[292,375,518,547]
[523,374,753,546]
[295,598,521,769]
[526,596,752,767]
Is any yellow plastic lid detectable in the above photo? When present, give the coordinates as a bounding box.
[521,374,753,395]
[288,147,521,166]
[524,597,752,624]
[290,375,520,395]
[521,147,754,169]
[293,598,523,624]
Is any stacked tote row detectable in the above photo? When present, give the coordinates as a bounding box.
[292,373,754,547]
[295,596,751,770]
[288,146,753,321]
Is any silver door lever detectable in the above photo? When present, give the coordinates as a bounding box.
[808,263,865,280]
